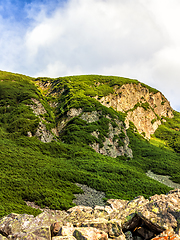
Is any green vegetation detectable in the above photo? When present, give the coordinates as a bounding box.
[127,101,150,113]
[154,111,180,154]
[0,126,172,218]
[127,121,180,183]
[0,71,179,219]
[151,118,157,125]
[35,75,158,118]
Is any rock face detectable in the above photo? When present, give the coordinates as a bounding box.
[80,111,133,158]
[29,98,58,142]
[0,190,180,240]
[30,81,174,155]
[97,83,174,139]
[58,108,133,158]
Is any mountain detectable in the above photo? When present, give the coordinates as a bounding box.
[0,70,180,218]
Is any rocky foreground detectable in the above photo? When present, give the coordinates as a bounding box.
[0,189,180,240]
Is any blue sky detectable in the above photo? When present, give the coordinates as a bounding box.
[1,0,180,111]
[0,0,65,22]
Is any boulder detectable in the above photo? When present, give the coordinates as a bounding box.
[73,227,108,240]
[58,226,75,236]
[0,189,180,239]
[0,234,8,240]
[151,228,180,240]
[52,237,77,240]
[80,219,122,238]
[51,222,61,237]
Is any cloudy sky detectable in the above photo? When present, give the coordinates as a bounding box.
[0,0,180,111]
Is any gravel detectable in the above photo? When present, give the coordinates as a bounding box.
[73,172,180,207]
[26,172,180,211]
[73,183,106,207]
[146,170,180,189]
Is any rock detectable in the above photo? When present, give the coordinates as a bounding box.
[122,213,165,240]
[58,226,75,236]
[73,227,108,240]
[125,106,161,139]
[152,228,180,240]
[124,231,133,240]
[146,171,180,189]
[57,108,83,133]
[0,211,67,240]
[73,183,106,208]
[30,98,47,116]
[31,211,68,229]
[67,206,93,214]
[65,206,94,225]
[106,199,128,210]
[97,83,174,139]
[35,121,54,143]
[59,109,133,158]
[176,222,180,235]
[19,226,51,239]
[0,234,7,240]
[51,222,61,237]
[114,233,126,240]
[0,190,180,239]
[80,219,122,238]
[90,121,133,158]
[52,237,77,240]
[80,111,100,123]
[29,98,57,142]
[0,213,34,236]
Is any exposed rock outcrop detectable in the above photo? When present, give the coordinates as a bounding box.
[32,80,174,153]
[89,121,133,158]
[57,108,83,133]
[58,109,133,158]
[97,83,174,139]
[29,98,57,142]
[0,190,180,240]
[80,111,132,158]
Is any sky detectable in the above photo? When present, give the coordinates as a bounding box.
[0,0,180,111]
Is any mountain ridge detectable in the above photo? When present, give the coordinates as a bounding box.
[0,70,180,219]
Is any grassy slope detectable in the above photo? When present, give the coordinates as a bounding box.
[0,71,179,218]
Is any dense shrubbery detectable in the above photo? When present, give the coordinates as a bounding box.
[154,111,180,153]
[0,126,172,218]
[0,71,179,219]
[36,75,158,119]
[0,71,56,136]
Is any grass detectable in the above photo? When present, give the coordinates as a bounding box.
[0,127,172,218]
[0,71,179,218]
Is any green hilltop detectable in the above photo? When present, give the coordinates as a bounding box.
[0,70,180,218]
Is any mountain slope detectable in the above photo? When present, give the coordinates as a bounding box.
[0,70,179,218]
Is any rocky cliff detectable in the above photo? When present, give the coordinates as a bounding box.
[97,83,174,139]
[32,79,174,157]
[0,189,179,240]
[57,108,133,158]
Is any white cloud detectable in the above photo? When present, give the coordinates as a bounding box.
[0,0,180,110]
[25,0,166,74]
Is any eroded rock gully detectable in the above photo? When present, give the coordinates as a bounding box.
[28,98,58,143]
[0,189,180,240]
[58,108,133,158]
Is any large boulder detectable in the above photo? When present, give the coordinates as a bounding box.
[0,189,179,239]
